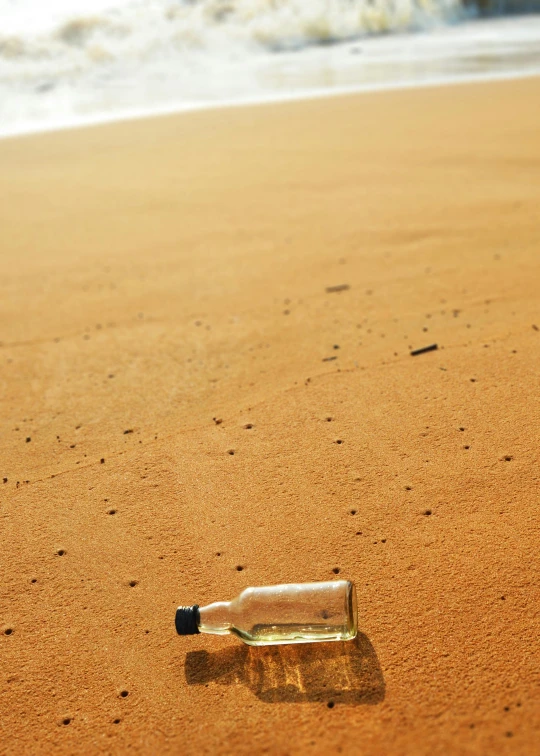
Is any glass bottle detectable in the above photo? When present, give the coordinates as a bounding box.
[175,580,357,646]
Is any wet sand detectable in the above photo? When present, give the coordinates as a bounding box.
[1,76,539,754]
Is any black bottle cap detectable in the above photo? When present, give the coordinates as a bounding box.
[175,605,200,635]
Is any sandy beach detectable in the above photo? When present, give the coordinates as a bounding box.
[1,75,539,754]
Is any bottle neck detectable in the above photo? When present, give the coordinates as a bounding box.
[198,601,232,636]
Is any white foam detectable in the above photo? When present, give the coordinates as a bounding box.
[2,66,539,142]
[1,2,540,138]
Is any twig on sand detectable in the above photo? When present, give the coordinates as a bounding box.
[410,344,438,356]
[325,284,350,293]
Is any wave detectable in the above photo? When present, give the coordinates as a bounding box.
[0,0,469,66]
[2,0,539,74]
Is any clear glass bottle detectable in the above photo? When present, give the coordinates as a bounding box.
[175,580,357,646]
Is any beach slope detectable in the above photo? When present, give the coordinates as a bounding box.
[0,77,539,754]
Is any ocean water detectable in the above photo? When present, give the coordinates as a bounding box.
[1,0,540,136]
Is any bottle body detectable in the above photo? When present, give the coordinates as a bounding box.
[186,580,357,646]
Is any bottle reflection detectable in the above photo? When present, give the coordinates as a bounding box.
[185,632,385,705]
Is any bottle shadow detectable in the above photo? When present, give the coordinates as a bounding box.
[185,632,385,705]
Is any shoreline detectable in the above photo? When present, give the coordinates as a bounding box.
[1,65,539,142]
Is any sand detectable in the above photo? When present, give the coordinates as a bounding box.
[1,76,539,755]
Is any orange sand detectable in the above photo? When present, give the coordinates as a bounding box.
[1,76,539,755]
